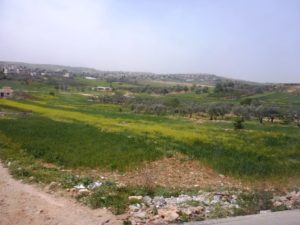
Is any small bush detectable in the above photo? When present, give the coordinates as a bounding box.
[60,174,80,188]
[257,191,273,210]
[85,184,129,214]
[209,203,230,219]
[123,220,132,225]
[292,201,300,209]
[185,200,201,207]
[234,192,260,216]
[177,211,189,222]
[233,117,244,129]
[271,204,288,212]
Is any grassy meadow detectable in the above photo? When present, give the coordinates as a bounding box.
[0,87,299,178]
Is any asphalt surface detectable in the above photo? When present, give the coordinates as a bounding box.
[178,210,300,225]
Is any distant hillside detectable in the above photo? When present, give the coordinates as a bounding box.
[0,61,99,74]
[0,60,261,85]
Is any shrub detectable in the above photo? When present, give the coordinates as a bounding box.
[86,184,129,214]
[233,117,244,129]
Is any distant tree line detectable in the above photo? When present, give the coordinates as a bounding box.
[214,81,276,96]
[92,94,300,126]
[117,84,209,95]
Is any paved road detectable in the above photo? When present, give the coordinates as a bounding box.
[180,210,300,225]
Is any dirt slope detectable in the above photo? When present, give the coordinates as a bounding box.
[0,162,120,225]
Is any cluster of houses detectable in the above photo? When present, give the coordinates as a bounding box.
[0,86,13,98]
[93,86,112,91]
[1,65,70,78]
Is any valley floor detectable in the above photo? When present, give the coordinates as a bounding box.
[0,162,120,225]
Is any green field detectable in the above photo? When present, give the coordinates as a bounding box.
[0,76,300,181]
[1,91,299,177]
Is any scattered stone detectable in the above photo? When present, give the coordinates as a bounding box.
[142,196,152,205]
[260,210,271,214]
[129,205,141,212]
[134,211,147,219]
[78,188,90,194]
[158,207,179,222]
[153,196,167,208]
[129,196,143,201]
[272,190,300,210]
[48,182,59,190]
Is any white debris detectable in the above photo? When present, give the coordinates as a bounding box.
[74,184,86,189]
[87,181,102,190]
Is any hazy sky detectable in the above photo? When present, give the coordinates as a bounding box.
[0,0,299,82]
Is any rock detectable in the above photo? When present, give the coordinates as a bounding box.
[69,188,77,193]
[192,195,205,202]
[179,208,193,216]
[219,174,225,178]
[129,205,141,212]
[153,197,167,208]
[129,196,143,201]
[273,201,283,207]
[78,188,89,194]
[193,206,205,214]
[142,196,152,205]
[116,182,126,188]
[134,211,147,219]
[99,219,110,225]
[158,207,179,222]
[48,181,59,190]
[260,210,271,214]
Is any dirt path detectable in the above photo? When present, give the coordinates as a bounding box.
[0,162,121,225]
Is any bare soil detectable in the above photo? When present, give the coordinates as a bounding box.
[0,162,120,225]
[86,154,243,189]
[79,154,300,191]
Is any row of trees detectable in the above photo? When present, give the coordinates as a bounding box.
[128,101,300,125]
[90,94,300,126]
[206,104,299,124]
[119,85,189,95]
[214,81,275,96]
[118,84,210,95]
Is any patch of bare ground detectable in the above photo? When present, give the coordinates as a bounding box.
[14,91,40,100]
[0,162,121,225]
[83,154,243,189]
[40,154,300,191]
[286,85,300,93]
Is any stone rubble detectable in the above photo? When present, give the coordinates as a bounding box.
[125,190,300,225]
[126,191,241,225]
[272,190,300,210]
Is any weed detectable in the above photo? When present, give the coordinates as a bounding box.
[185,200,201,207]
[271,204,288,212]
[177,211,189,222]
[209,203,230,219]
[123,220,132,225]
[85,183,129,214]
[234,192,260,216]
